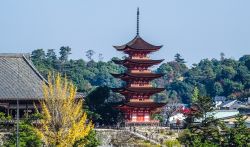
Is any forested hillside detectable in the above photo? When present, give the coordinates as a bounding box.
[31,47,250,104]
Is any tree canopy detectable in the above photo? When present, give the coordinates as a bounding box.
[31,48,250,105]
[36,74,93,146]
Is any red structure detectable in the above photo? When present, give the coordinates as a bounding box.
[111,8,166,125]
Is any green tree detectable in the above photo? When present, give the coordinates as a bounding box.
[221,66,236,79]
[153,92,168,103]
[174,53,185,63]
[164,139,181,147]
[0,112,12,130]
[85,50,95,61]
[31,49,45,62]
[167,81,193,104]
[213,82,224,96]
[59,46,71,62]
[4,121,42,147]
[85,86,122,125]
[179,90,222,145]
[223,79,244,97]
[168,90,178,100]
[157,63,173,74]
[73,130,100,147]
[46,49,57,63]
[98,53,104,61]
[227,114,250,146]
[239,55,250,69]
[31,49,51,76]
[220,52,225,61]
[0,112,11,121]
[191,87,199,103]
[237,65,250,88]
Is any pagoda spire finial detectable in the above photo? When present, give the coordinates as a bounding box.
[136,7,140,36]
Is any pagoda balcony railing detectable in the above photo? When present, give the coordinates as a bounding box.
[130,84,152,88]
[130,99,153,102]
[125,120,160,124]
[131,56,150,60]
[130,70,151,73]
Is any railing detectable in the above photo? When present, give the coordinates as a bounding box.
[130,70,151,73]
[130,99,153,102]
[130,84,152,88]
[131,56,150,60]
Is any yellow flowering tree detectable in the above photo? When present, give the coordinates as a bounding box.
[36,74,93,147]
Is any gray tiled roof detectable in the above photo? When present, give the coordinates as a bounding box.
[0,53,46,100]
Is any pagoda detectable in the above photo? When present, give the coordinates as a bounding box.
[111,8,166,125]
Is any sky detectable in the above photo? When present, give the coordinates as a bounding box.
[0,0,250,66]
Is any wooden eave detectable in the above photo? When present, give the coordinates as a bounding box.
[116,102,166,109]
[113,35,162,51]
[111,87,165,95]
[112,59,164,66]
[110,73,163,79]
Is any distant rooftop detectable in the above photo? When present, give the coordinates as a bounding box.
[214,96,226,101]
[212,110,239,119]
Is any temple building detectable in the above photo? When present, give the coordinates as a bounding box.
[0,53,45,118]
[0,53,84,118]
[111,8,166,125]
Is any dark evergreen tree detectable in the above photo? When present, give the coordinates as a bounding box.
[85,86,122,125]
[227,114,250,146]
[220,52,225,61]
[59,46,71,62]
[31,49,45,62]
[46,49,57,62]
[240,55,250,70]
[174,53,186,63]
[85,49,95,61]
[98,53,104,61]
[178,88,223,146]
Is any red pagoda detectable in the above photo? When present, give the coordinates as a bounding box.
[111,8,166,125]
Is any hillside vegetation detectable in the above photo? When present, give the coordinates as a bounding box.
[31,47,250,104]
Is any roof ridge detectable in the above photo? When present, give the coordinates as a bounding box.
[0,53,30,58]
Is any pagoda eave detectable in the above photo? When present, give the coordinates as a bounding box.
[114,45,162,52]
[111,88,165,95]
[116,102,166,110]
[113,35,163,51]
[110,73,164,79]
[112,59,164,66]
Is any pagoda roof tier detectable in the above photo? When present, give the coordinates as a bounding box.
[111,73,163,81]
[116,102,166,109]
[111,87,165,96]
[113,35,162,51]
[112,58,164,67]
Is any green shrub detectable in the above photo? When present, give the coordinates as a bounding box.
[164,139,181,147]
[73,130,100,147]
[166,130,174,136]
[4,121,42,147]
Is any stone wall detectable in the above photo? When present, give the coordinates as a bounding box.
[0,132,11,146]
[95,129,155,147]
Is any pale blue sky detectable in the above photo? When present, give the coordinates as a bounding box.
[0,0,250,65]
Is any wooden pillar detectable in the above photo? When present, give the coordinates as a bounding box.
[26,103,28,117]
[7,103,10,116]
[10,109,13,117]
